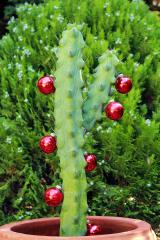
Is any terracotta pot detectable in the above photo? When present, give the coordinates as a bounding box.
[0,216,156,240]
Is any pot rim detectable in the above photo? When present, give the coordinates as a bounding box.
[0,216,152,240]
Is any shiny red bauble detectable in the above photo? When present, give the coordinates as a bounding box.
[84,154,97,172]
[105,101,124,121]
[86,223,92,235]
[87,223,102,236]
[37,76,55,94]
[115,75,132,94]
[44,187,63,207]
[39,135,57,154]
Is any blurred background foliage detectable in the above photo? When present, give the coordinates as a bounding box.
[0,0,160,229]
[0,0,160,37]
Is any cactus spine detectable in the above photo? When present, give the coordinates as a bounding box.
[54,26,87,236]
[83,50,119,130]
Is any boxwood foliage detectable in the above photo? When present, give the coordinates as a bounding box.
[0,0,160,226]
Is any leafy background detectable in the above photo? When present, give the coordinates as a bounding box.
[0,0,160,230]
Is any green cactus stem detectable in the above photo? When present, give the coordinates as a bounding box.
[83,50,119,130]
[54,25,88,236]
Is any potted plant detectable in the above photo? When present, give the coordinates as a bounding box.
[0,25,156,240]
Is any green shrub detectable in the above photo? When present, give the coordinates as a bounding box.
[4,0,44,20]
[0,0,160,227]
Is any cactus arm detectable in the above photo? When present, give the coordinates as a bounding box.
[83,50,119,130]
[54,25,87,236]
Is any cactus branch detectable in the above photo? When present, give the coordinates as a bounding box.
[83,50,119,130]
[54,25,87,236]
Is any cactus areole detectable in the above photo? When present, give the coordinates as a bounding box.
[37,25,130,237]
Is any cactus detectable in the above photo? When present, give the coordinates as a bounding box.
[46,25,119,236]
[54,25,87,236]
[54,26,119,236]
[83,51,119,130]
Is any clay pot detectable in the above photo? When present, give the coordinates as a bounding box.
[0,216,156,240]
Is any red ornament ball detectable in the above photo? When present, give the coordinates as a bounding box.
[44,187,63,207]
[86,223,92,235]
[105,101,124,121]
[115,75,132,94]
[37,76,55,95]
[39,135,57,154]
[87,223,102,236]
[84,154,97,172]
